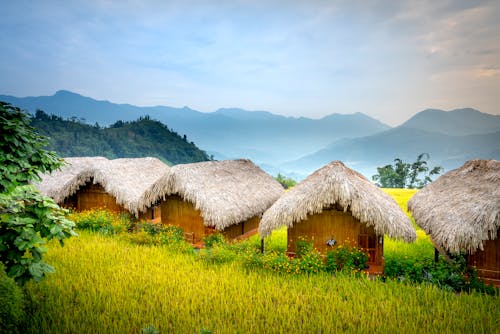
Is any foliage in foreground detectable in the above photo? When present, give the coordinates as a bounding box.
[384,230,496,294]
[0,102,76,285]
[23,232,499,333]
[0,264,25,333]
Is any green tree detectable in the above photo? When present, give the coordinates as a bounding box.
[275,173,297,189]
[372,153,442,189]
[0,102,77,285]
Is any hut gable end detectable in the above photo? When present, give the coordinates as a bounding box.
[259,161,416,242]
[36,157,170,217]
[408,159,500,254]
[144,159,284,230]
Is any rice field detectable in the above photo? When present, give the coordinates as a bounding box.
[21,188,499,333]
[25,233,498,334]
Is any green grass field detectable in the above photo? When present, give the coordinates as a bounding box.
[21,189,499,333]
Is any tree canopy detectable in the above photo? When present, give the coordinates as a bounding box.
[372,153,442,189]
[31,109,211,165]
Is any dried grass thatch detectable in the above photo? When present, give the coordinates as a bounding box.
[408,159,500,254]
[92,157,171,217]
[144,159,284,230]
[259,161,416,241]
[37,156,109,203]
[37,157,170,217]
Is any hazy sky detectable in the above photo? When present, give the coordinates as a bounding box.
[1,0,499,126]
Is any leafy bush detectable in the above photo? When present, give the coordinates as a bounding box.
[0,186,76,284]
[123,222,194,254]
[384,252,496,295]
[69,209,130,235]
[0,264,25,333]
[325,244,369,273]
[202,233,225,248]
[0,102,77,284]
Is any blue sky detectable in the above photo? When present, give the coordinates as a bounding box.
[1,0,499,125]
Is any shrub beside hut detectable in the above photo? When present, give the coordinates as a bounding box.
[259,161,416,275]
[37,157,170,220]
[144,159,284,244]
[408,159,500,286]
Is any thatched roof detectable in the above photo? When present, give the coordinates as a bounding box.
[408,160,500,254]
[37,157,170,217]
[144,159,284,230]
[37,156,109,203]
[259,161,416,241]
[92,157,171,216]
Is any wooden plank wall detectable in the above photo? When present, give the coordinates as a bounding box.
[138,205,161,221]
[467,235,500,287]
[161,195,206,243]
[161,195,259,243]
[64,182,127,213]
[287,208,383,266]
[221,216,260,240]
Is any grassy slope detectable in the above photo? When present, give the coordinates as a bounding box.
[26,233,498,334]
[23,189,498,333]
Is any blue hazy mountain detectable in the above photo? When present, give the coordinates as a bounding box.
[0,90,390,164]
[1,91,498,179]
[282,126,500,178]
[400,108,500,135]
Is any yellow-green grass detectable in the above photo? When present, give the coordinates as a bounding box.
[382,188,418,217]
[25,232,499,333]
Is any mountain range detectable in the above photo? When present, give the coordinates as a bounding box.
[1,90,499,179]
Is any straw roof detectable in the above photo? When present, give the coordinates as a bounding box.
[37,156,109,203]
[92,157,171,216]
[259,161,416,241]
[37,157,170,217]
[408,160,500,254]
[144,159,284,230]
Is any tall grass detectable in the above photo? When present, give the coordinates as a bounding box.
[24,232,498,333]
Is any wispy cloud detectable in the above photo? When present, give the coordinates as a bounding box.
[0,0,499,125]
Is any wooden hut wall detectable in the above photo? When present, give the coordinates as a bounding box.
[220,216,260,240]
[467,234,500,287]
[61,182,126,213]
[138,205,162,222]
[160,195,259,243]
[287,208,383,269]
[161,195,207,243]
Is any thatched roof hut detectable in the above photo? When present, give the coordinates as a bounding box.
[145,159,284,231]
[259,161,416,241]
[37,157,170,217]
[36,156,109,204]
[408,159,500,254]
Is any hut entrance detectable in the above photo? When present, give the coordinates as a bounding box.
[287,208,384,274]
[466,234,500,287]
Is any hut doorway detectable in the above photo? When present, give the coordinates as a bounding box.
[287,208,384,274]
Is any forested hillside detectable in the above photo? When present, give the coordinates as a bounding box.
[31,110,210,165]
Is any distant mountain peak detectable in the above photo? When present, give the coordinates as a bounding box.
[401,108,500,136]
